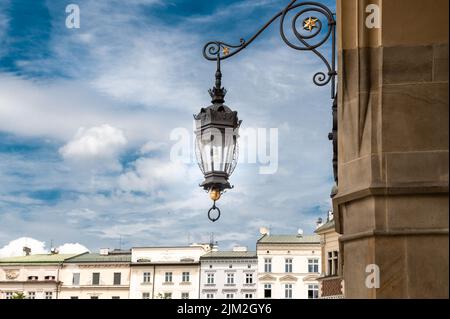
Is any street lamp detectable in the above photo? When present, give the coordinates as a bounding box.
[196,0,337,222]
[194,58,241,222]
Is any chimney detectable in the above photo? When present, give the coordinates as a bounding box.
[259,227,270,236]
[316,217,323,229]
[23,247,31,256]
[328,210,334,221]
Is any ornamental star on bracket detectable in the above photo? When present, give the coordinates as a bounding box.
[222,46,230,56]
[303,17,319,32]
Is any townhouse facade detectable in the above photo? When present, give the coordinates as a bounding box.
[315,212,344,299]
[0,253,79,299]
[59,249,131,299]
[129,244,212,299]
[199,247,257,299]
[0,229,326,299]
[256,231,322,299]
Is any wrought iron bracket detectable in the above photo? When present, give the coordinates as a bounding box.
[202,0,337,99]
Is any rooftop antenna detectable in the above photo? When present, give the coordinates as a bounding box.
[209,232,217,250]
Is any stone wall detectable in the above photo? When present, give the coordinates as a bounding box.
[333,0,449,298]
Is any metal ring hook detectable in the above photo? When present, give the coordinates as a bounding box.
[207,201,221,222]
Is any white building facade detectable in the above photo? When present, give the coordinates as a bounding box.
[256,233,321,299]
[129,244,211,299]
[200,248,258,299]
[59,249,131,299]
[0,254,79,299]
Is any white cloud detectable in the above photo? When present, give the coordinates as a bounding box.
[0,237,89,257]
[59,124,127,160]
[118,158,193,193]
[0,237,47,257]
[56,243,89,254]
[140,141,167,154]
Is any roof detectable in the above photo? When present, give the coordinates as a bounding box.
[257,234,320,245]
[315,219,336,233]
[65,252,131,263]
[200,251,257,259]
[132,245,208,250]
[0,254,78,264]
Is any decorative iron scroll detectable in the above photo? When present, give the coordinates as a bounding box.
[202,0,337,98]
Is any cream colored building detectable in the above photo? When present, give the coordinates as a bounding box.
[315,212,344,298]
[129,244,212,299]
[0,253,79,299]
[256,231,321,299]
[59,249,131,299]
[200,247,258,299]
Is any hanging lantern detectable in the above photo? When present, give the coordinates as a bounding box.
[194,59,241,222]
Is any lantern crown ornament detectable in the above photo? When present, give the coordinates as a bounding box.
[194,58,241,222]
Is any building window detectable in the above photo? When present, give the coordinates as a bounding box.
[45,292,53,299]
[264,258,272,273]
[248,264,251,269]
[164,293,172,299]
[285,284,293,299]
[181,292,189,299]
[72,273,80,285]
[5,292,13,299]
[70,296,78,299]
[44,275,55,280]
[264,284,272,298]
[90,296,99,299]
[27,276,38,281]
[143,272,151,283]
[245,293,253,299]
[245,273,253,284]
[165,272,172,283]
[308,259,319,273]
[207,273,215,284]
[92,272,100,285]
[328,251,339,276]
[206,293,214,299]
[113,272,121,285]
[28,292,36,299]
[182,272,190,283]
[229,264,233,268]
[285,258,293,273]
[226,293,234,299]
[308,284,319,299]
[142,292,150,299]
[112,296,120,299]
[226,273,235,284]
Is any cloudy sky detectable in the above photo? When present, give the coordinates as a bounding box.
[0,0,335,253]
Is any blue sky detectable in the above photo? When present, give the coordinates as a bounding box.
[0,0,335,252]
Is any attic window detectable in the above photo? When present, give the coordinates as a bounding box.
[137,258,151,263]
[28,276,38,281]
[180,258,195,263]
[44,276,55,280]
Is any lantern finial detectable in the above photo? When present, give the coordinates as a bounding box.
[208,56,227,104]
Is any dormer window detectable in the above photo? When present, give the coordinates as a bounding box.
[137,258,151,263]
